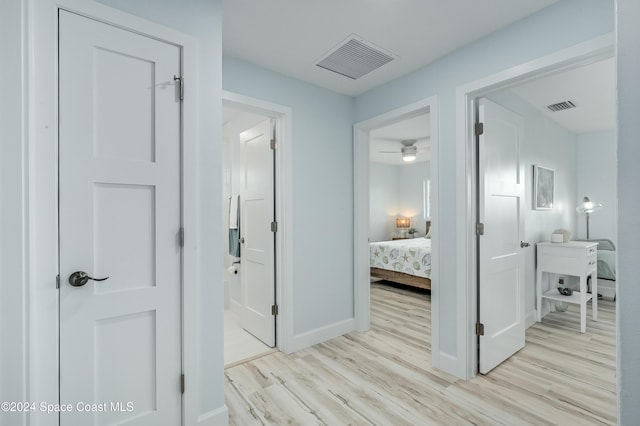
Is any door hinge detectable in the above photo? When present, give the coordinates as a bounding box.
[179,227,185,247]
[173,75,184,101]
[56,274,60,289]
[270,138,277,150]
[270,221,278,232]
[180,374,185,394]
[476,323,485,336]
[271,304,279,316]
[476,223,485,236]
[475,122,484,136]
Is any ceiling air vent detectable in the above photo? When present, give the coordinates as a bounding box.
[315,34,397,80]
[546,100,576,112]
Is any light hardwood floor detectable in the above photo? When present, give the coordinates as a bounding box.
[225,282,616,425]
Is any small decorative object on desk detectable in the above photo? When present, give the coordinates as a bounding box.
[552,228,571,242]
[551,233,564,243]
[407,228,417,238]
[557,286,573,296]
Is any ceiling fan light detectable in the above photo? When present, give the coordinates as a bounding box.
[401,145,417,162]
[402,153,416,162]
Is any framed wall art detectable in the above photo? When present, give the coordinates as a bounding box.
[533,164,554,210]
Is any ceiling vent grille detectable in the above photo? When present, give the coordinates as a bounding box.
[316,35,397,80]
[546,100,576,112]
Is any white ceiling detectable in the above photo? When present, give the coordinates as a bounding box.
[222,0,558,96]
[510,57,615,134]
[370,113,430,165]
[369,58,615,166]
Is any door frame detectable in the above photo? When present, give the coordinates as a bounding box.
[455,33,614,379]
[223,91,293,353]
[353,96,441,367]
[29,1,200,423]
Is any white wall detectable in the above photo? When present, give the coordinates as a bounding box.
[616,0,640,421]
[0,1,28,425]
[369,162,400,242]
[355,0,613,362]
[400,162,432,236]
[223,56,355,337]
[487,90,579,321]
[576,131,617,244]
[369,161,431,242]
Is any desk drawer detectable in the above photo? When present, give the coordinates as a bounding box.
[538,252,582,275]
[587,253,597,273]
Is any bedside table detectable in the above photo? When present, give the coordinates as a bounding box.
[536,241,598,333]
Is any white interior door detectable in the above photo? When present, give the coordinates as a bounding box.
[240,119,276,347]
[478,98,525,374]
[59,11,182,425]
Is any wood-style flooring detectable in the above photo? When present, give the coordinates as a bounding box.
[225,282,616,425]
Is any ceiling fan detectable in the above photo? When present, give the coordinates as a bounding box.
[377,138,430,162]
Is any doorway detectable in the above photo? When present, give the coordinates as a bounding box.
[353,96,442,367]
[463,39,617,375]
[222,91,294,364]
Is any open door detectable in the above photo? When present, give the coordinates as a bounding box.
[239,119,276,347]
[478,98,526,374]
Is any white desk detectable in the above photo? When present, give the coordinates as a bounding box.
[536,241,598,333]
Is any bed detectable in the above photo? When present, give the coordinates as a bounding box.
[369,237,432,290]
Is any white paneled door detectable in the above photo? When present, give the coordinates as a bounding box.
[59,11,182,425]
[240,119,276,347]
[478,98,526,374]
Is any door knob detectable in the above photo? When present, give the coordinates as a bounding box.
[240,237,245,244]
[520,241,531,248]
[68,271,109,287]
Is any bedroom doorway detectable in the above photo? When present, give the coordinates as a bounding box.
[462,45,617,376]
[353,96,443,368]
[222,92,294,365]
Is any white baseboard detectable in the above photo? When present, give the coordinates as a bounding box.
[197,405,228,426]
[437,351,466,379]
[230,299,242,316]
[525,309,537,329]
[289,318,355,353]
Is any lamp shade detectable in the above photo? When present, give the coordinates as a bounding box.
[576,196,602,214]
[396,217,410,228]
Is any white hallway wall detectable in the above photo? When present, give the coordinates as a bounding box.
[0,0,28,423]
[223,56,355,336]
[617,0,640,422]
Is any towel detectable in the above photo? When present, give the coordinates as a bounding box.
[228,195,241,257]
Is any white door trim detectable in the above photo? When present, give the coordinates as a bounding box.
[29,0,200,424]
[455,32,614,380]
[353,96,441,368]
[222,90,293,354]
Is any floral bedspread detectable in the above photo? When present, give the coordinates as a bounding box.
[370,238,432,279]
